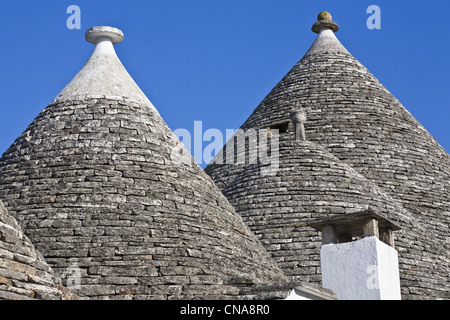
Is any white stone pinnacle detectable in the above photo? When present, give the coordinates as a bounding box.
[53,26,155,110]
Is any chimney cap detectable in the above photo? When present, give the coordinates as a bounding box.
[290,109,307,124]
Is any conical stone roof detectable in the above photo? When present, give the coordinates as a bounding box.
[221,138,419,283]
[0,26,286,299]
[206,13,450,299]
[0,200,73,300]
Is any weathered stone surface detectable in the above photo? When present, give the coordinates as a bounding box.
[220,140,418,285]
[0,26,287,299]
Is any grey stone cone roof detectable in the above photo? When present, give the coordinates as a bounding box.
[221,139,418,283]
[0,26,286,299]
[206,15,450,299]
[0,201,74,300]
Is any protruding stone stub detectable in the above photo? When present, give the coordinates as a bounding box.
[85,26,124,45]
[312,12,339,33]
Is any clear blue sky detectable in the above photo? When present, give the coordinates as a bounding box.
[0,1,449,166]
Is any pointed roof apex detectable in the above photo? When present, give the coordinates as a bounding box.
[312,11,339,33]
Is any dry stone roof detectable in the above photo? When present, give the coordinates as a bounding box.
[0,201,73,300]
[0,26,286,299]
[206,14,450,299]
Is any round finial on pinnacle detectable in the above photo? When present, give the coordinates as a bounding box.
[317,11,332,21]
[85,26,124,45]
[312,12,339,33]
